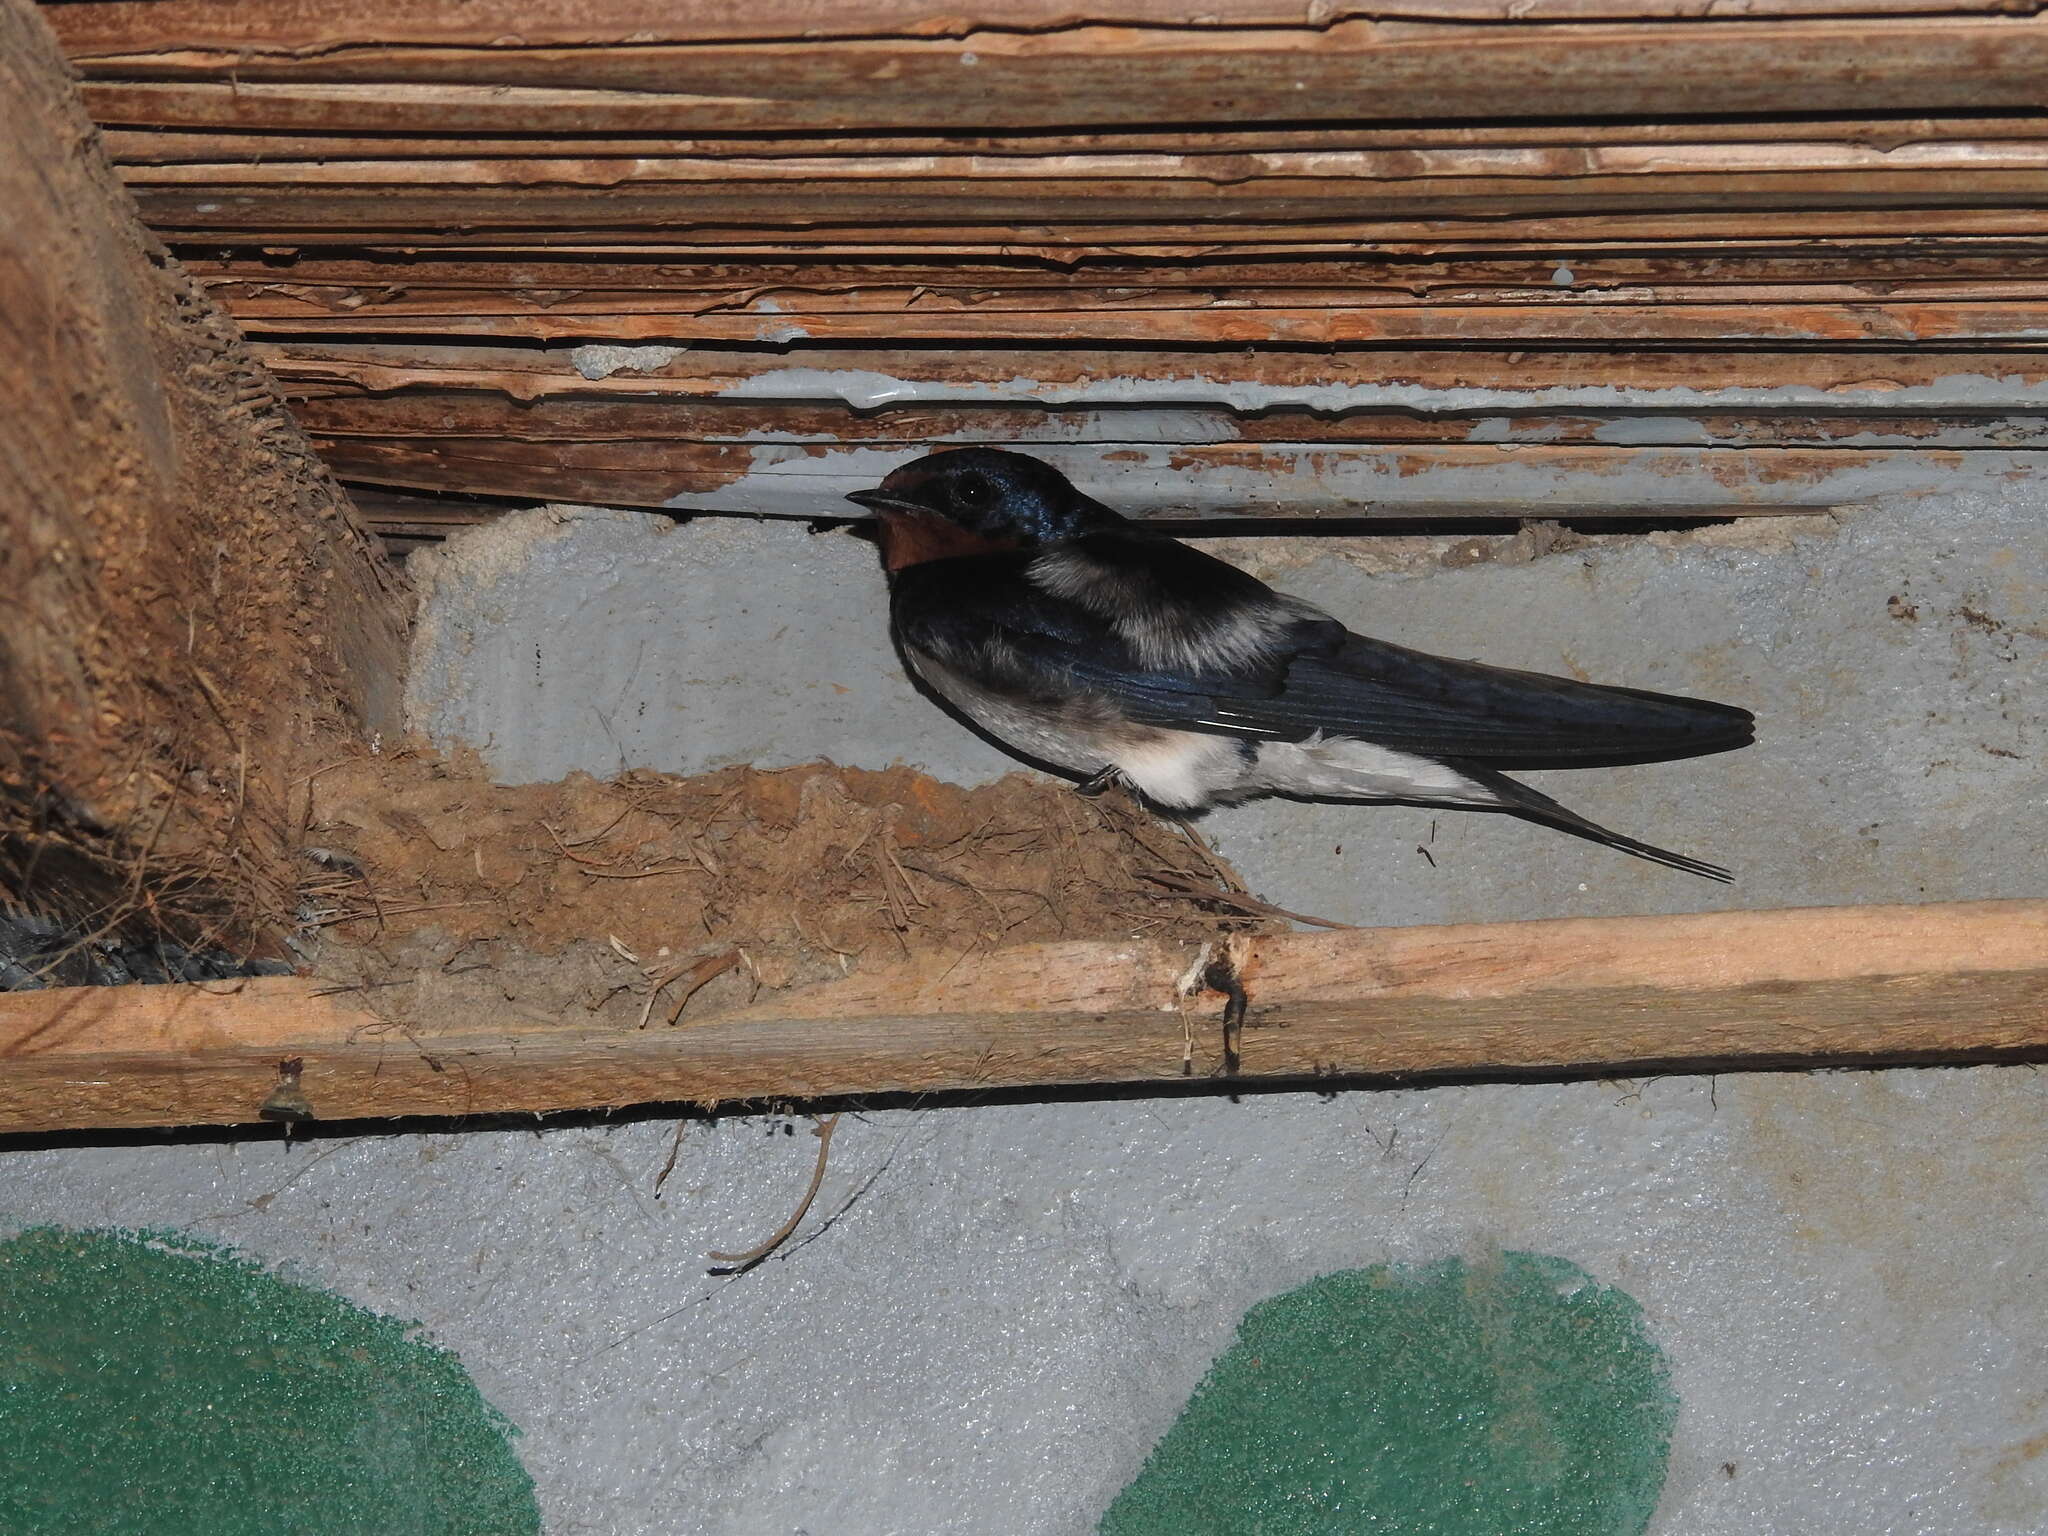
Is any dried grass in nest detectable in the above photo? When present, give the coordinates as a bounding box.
[303,749,1280,1030]
[0,722,293,978]
[2,185,405,976]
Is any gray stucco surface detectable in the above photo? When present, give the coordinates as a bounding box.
[404,487,2040,924]
[7,478,2044,1534]
[403,509,1022,791]
[6,1068,2047,1534]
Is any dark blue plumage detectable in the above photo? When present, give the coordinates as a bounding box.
[848,448,1754,880]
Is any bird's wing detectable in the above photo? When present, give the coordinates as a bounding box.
[1181,635,1756,763]
[894,533,1753,764]
[890,532,1326,711]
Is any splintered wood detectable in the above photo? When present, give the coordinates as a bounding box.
[42,0,2048,526]
[2,899,2043,1133]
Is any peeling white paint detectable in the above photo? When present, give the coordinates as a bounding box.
[696,414,2044,452]
[1592,417,1716,447]
[569,343,690,380]
[726,408,1230,447]
[710,363,2048,416]
[659,440,2048,518]
[1467,416,1572,445]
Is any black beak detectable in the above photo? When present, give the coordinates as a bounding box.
[845,488,923,514]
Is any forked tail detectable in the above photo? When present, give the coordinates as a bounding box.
[1457,765,1734,882]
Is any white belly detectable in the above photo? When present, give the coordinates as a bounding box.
[903,649,1251,809]
[903,650,1105,776]
[1105,732,1254,810]
[1251,734,1500,806]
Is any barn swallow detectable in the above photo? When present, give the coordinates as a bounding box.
[847,448,1754,880]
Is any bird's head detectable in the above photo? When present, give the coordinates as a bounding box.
[845,449,1113,569]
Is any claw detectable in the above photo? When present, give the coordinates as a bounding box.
[1204,957,1250,1077]
[1074,765,1123,798]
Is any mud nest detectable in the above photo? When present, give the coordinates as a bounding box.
[304,750,1277,1030]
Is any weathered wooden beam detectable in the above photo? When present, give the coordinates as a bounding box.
[129,142,2048,187]
[51,0,2048,57]
[106,197,2048,249]
[115,146,2048,237]
[95,115,2048,166]
[201,274,2048,317]
[174,247,2048,292]
[3,900,2042,1133]
[212,296,2048,348]
[53,16,2048,133]
[291,393,2048,452]
[305,435,2002,517]
[251,341,2048,407]
[172,230,2048,264]
[181,243,2048,346]
[0,0,407,950]
[141,204,2048,263]
[255,336,2048,509]
[110,74,2048,142]
[339,485,1828,539]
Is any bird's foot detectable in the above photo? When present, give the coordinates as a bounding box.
[1204,957,1250,1078]
[1074,765,1125,798]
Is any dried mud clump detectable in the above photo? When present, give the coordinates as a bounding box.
[304,752,1272,1029]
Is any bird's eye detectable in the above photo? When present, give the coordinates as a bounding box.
[951,473,995,513]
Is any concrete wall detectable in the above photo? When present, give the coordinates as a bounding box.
[4,480,2044,1533]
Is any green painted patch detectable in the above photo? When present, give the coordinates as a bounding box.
[0,1226,538,1536]
[1102,1251,1676,1536]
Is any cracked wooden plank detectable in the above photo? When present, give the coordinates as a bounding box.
[176,242,2048,345]
[205,296,2048,347]
[54,17,2048,136]
[96,115,2048,166]
[2,900,2042,1133]
[248,340,2048,405]
[114,203,2048,248]
[115,175,2048,240]
[303,435,2004,515]
[288,392,2048,451]
[174,247,2048,292]
[52,0,2048,57]
[118,142,2048,188]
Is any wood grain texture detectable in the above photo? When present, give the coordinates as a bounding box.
[96,116,2048,165]
[50,0,2048,538]
[244,335,2048,515]
[253,340,2048,403]
[51,0,2046,56]
[4,900,2042,1133]
[112,156,2048,243]
[305,435,1998,515]
[174,246,2048,298]
[0,0,407,947]
[55,18,2048,132]
[201,292,2048,348]
[100,197,2048,249]
[289,393,2048,451]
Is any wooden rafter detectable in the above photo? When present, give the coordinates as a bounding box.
[51,0,2048,55]
[53,15,2048,132]
[44,0,2048,521]
[1,0,405,949]
[3,900,2044,1134]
